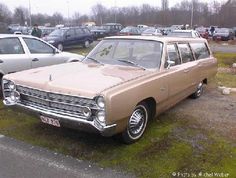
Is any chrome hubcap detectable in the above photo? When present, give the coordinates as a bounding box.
[196,82,203,96]
[128,106,147,138]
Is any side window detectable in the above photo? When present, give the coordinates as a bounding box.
[0,38,24,54]
[190,42,210,60]
[178,43,194,63]
[66,29,75,38]
[166,44,181,67]
[23,38,54,54]
[75,28,84,35]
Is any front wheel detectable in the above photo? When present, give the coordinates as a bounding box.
[122,102,149,144]
[190,82,203,99]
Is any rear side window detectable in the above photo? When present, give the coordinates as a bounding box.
[178,43,194,63]
[166,44,181,67]
[23,38,54,54]
[0,38,24,54]
[190,42,210,60]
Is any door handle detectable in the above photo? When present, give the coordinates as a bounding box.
[0,59,3,63]
[32,58,39,62]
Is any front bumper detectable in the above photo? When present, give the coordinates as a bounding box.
[3,100,117,137]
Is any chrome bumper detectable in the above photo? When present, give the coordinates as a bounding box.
[3,100,116,137]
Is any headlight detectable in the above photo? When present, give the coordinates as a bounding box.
[96,96,105,109]
[96,111,106,124]
[9,91,20,102]
[2,79,16,91]
[8,81,16,91]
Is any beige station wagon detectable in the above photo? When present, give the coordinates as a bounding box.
[2,36,217,143]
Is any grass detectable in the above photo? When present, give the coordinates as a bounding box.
[213,52,236,88]
[215,72,236,88]
[0,103,235,178]
[0,50,235,177]
[214,52,236,68]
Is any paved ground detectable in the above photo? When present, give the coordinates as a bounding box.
[0,135,134,178]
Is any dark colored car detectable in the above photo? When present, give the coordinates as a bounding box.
[213,28,234,41]
[40,27,56,37]
[102,23,123,36]
[44,27,93,51]
[90,26,109,40]
[118,26,141,36]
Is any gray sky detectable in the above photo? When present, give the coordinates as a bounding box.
[0,0,227,17]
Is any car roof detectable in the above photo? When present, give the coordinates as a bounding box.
[105,35,206,43]
[0,34,36,38]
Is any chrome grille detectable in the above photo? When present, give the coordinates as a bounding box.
[16,85,97,119]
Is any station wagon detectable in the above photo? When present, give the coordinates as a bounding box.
[2,36,217,143]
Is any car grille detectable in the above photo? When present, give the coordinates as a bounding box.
[16,85,97,119]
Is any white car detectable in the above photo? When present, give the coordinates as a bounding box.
[167,30,201,38]
[0,34,84,85]
[141,28,163,36]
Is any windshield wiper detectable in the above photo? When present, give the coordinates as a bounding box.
[117,59,146,70]
[86,57,104,65]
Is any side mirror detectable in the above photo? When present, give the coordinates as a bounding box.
[167,60,175,69]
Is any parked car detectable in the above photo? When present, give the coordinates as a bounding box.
[167,30,201,38]
[118,26,141,36]
[44,27,93,51]
[2,36,217,144]
[40,27,56,37]
[102,23,123,36]
[0,34,84,87]
[212,28,234,41]
[141,28,163,36]
[196,27,209,39]
[90,26,109,40]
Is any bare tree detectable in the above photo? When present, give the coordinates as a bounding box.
[13,6,29,25]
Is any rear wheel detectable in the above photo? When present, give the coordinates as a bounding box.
[57,43,63,51]
[84,40,90,48]
[190,82,203,99]
[121,102,149,144]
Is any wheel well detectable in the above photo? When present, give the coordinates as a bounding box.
[140,97,156,119]
[203,78,207,85]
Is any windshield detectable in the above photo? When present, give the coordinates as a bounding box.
[49,29,67,37]
[83,39,163,70]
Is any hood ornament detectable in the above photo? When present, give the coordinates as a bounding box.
[49,74,52,81]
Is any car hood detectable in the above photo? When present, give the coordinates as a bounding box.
[5,62,150,98]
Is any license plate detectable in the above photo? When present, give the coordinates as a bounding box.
[40,115,61,127]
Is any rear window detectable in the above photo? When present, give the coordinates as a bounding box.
[190,42,210,60]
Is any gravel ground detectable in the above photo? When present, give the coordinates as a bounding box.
[169,86,236,142]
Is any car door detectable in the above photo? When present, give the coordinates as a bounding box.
[176,43,197,92]
[75,28,86,45]
[63,29,76,47]
[0,37,31,74]
[22,37,65,68]
[163,43,191,101]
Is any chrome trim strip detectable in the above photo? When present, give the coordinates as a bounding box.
[15,102,116,133]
